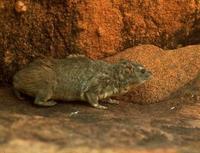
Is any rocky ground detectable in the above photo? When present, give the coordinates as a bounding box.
[0,72,199,153]
[0,45,200,153]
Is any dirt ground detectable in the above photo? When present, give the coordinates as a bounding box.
[0,70,199,153]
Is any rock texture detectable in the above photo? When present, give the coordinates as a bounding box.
[76,0,200,58]
[106,45,200,103]
[0,0,200,83]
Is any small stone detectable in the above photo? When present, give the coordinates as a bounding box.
[170,107,175,110]
[15,1,27,13]
[69,111,80,117]
[194,95,200,101]
[0,0,5,9]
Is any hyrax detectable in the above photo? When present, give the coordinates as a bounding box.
[13,55,152,109]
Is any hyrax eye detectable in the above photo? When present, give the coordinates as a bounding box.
[140,68,146,73]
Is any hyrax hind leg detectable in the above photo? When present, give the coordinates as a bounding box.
[13,88,24,100]
[34,87,57,107]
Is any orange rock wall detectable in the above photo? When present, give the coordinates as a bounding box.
[76,0,200,58]
[0,0,200,82]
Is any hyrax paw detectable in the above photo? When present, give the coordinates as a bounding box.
[93,104,108,110]
[107,99,120,104]
[34,100,57,107]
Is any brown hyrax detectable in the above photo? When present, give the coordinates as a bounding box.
[13,55,152,109]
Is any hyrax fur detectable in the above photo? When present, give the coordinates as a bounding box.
[13,55,152,109]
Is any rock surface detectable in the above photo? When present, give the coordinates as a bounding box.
[106,45,200,103]
[0,72,200,153]
[0,0,200,82]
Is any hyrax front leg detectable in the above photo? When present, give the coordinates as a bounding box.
[101,98,120,104]
[34,88,57,106]
[106,98,120,104]
[85,93,107,109]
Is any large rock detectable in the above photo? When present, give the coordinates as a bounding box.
[106,45,200,103]
[0,0,200,83]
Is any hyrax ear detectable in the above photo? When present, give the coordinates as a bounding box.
[118,59,129,64]
[118,58,128,63]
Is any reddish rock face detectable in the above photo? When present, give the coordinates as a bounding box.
[76,0,200,58]
[75,0,123,58]
[0,0,200,83]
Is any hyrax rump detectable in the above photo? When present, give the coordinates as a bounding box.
[13,55,152,109]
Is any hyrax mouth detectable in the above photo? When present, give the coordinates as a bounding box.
[145,70,152,79]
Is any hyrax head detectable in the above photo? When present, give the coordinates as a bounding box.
[114,59,152,91]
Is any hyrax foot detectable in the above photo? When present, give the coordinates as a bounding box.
[92,103,108,110]
[105,98,120,104]
[34,93,57,106]
[34,99,57,106]
[85,93,108,110]
[13,89,24,100]
[34,88,56,106]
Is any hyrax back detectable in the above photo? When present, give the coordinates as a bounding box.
[13,55,152,109]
